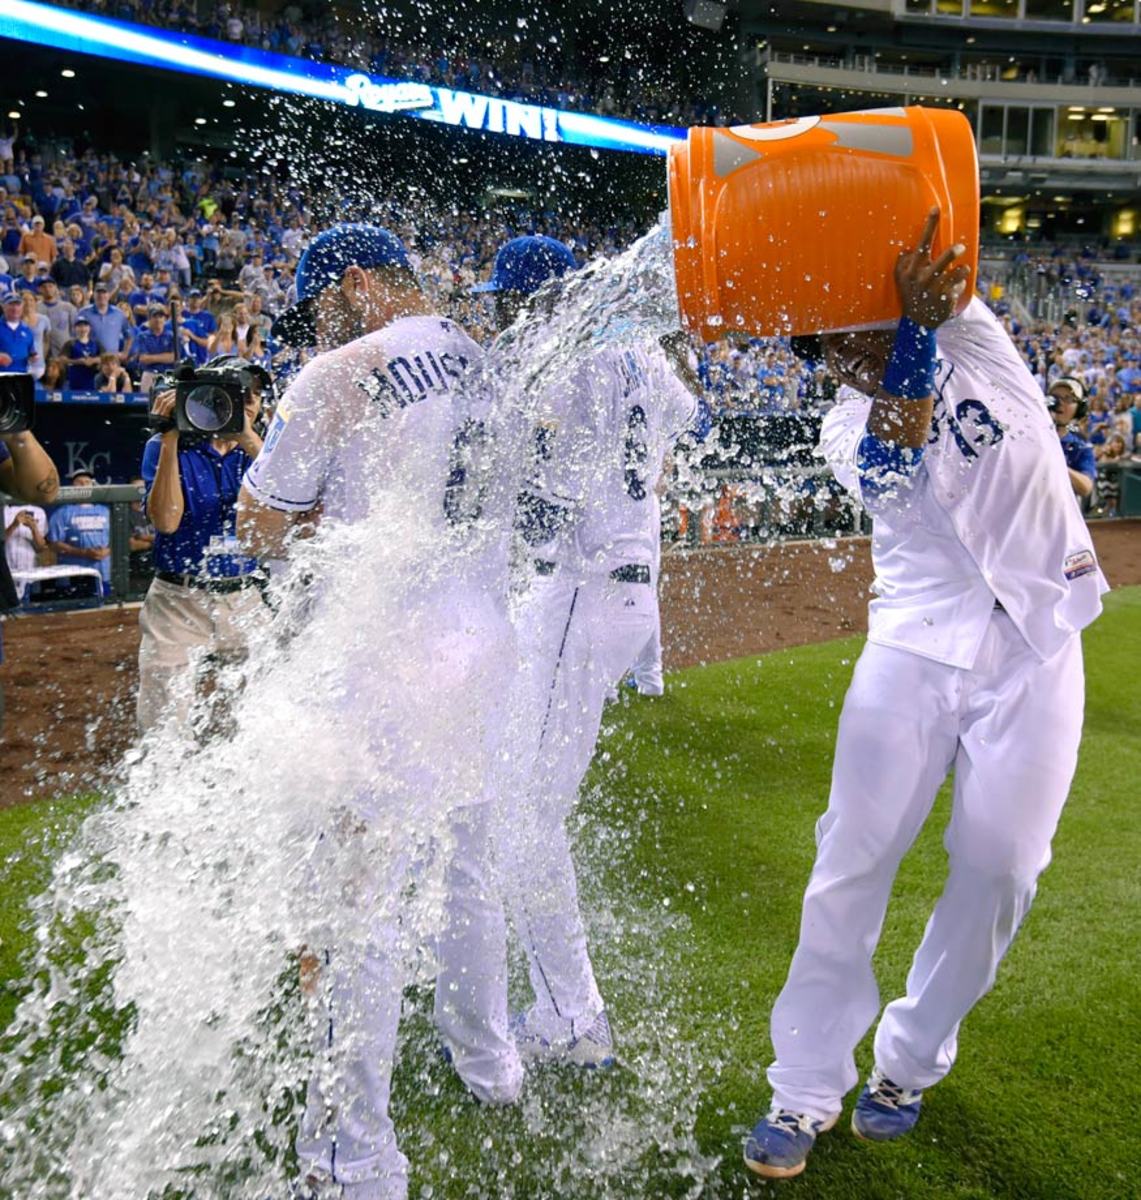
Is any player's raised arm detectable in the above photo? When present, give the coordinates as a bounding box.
[867,207,969,447]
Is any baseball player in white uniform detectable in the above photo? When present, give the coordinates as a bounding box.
[237,225,522,1200]
[476,237,703,1066]
[745,210,1108,1180]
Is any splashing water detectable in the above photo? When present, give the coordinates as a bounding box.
[0,223,732,1199]
[494,217,680,400]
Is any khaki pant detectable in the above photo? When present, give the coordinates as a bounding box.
[136,576,264,732]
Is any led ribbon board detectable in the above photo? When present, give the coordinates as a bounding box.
[0,0,684,156]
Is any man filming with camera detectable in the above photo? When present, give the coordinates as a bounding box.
[136,356,266,732]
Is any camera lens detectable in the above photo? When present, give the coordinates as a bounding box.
[0,373,35,435]
[184,384,236,433]
[0,399,22,435]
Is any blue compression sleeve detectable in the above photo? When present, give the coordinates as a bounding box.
[881,316,937,400]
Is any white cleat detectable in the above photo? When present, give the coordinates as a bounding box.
[511,1008,616,1069]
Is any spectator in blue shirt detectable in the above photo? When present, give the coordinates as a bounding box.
[78,282,130,361]
[151,267,174,303]
[127,232,155,277]
[0,212,21,261]
[1047,377,1096,503]
[0,292,37,372]
[15,255,40,294]
[130,305,176,390]
[129,272,158,323]
[179,289,217,365]
[65,316,102,389]
[48,470,112,594]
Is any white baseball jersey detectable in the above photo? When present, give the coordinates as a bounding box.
[244,314,507,588]
[820,298,1107,669]
[528,345,696,575]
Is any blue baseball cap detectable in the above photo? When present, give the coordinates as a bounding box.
[271,223,412,347]
[473,236,577,296]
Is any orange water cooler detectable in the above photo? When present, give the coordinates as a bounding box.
[669,107,980,340]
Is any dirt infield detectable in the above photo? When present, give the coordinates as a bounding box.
[2,521,1138,806]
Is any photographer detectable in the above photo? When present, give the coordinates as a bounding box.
[0,424,60,734]
[1047,376,1096,503]
[136,357,265,732]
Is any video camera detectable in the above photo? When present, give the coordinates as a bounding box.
[149,358,272,438]
[0,373,36,435]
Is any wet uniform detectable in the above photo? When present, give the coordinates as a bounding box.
[767,299,1107,1121]
[245,315,521,1200]
[502,344,695,1038]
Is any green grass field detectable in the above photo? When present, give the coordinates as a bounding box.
[2,588,1138,1199]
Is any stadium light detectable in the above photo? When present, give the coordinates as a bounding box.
[60,68,75,77]
[7,111,20,120]
[0,0,683,157]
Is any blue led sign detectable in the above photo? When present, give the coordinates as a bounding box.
[0,1,685,156]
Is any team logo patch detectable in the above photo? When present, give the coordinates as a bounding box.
[262,410,289,455]
[1063,549,1097,580]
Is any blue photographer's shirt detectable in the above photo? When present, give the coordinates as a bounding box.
[141,435,258,576]
[1059,431,1096,484]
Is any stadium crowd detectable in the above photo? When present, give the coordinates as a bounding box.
[1,135,1139,605]
[0,134,653,385]
[45,0,724,128]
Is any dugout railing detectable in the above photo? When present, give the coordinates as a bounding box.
[2,484,147,607]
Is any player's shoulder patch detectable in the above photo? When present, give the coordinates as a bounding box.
[261,408,289,455]
[1063,548,1097,580]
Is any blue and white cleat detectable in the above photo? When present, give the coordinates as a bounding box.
[744,1108,837,1179]
[851,1067,923,1141]
[511,1008,616,1069]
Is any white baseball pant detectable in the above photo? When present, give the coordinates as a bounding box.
[631,529,665,695]
[768,611,1084,1121]
[503,567,657,1030]
[297,803,518,1198]
[298,592,520,1197]
[630,607,664,695]
[136,576,263,731]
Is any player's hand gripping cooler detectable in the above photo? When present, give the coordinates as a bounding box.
[668,106,980,339]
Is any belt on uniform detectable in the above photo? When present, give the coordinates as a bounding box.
[610,563,651,584]
[157,570,260,594]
